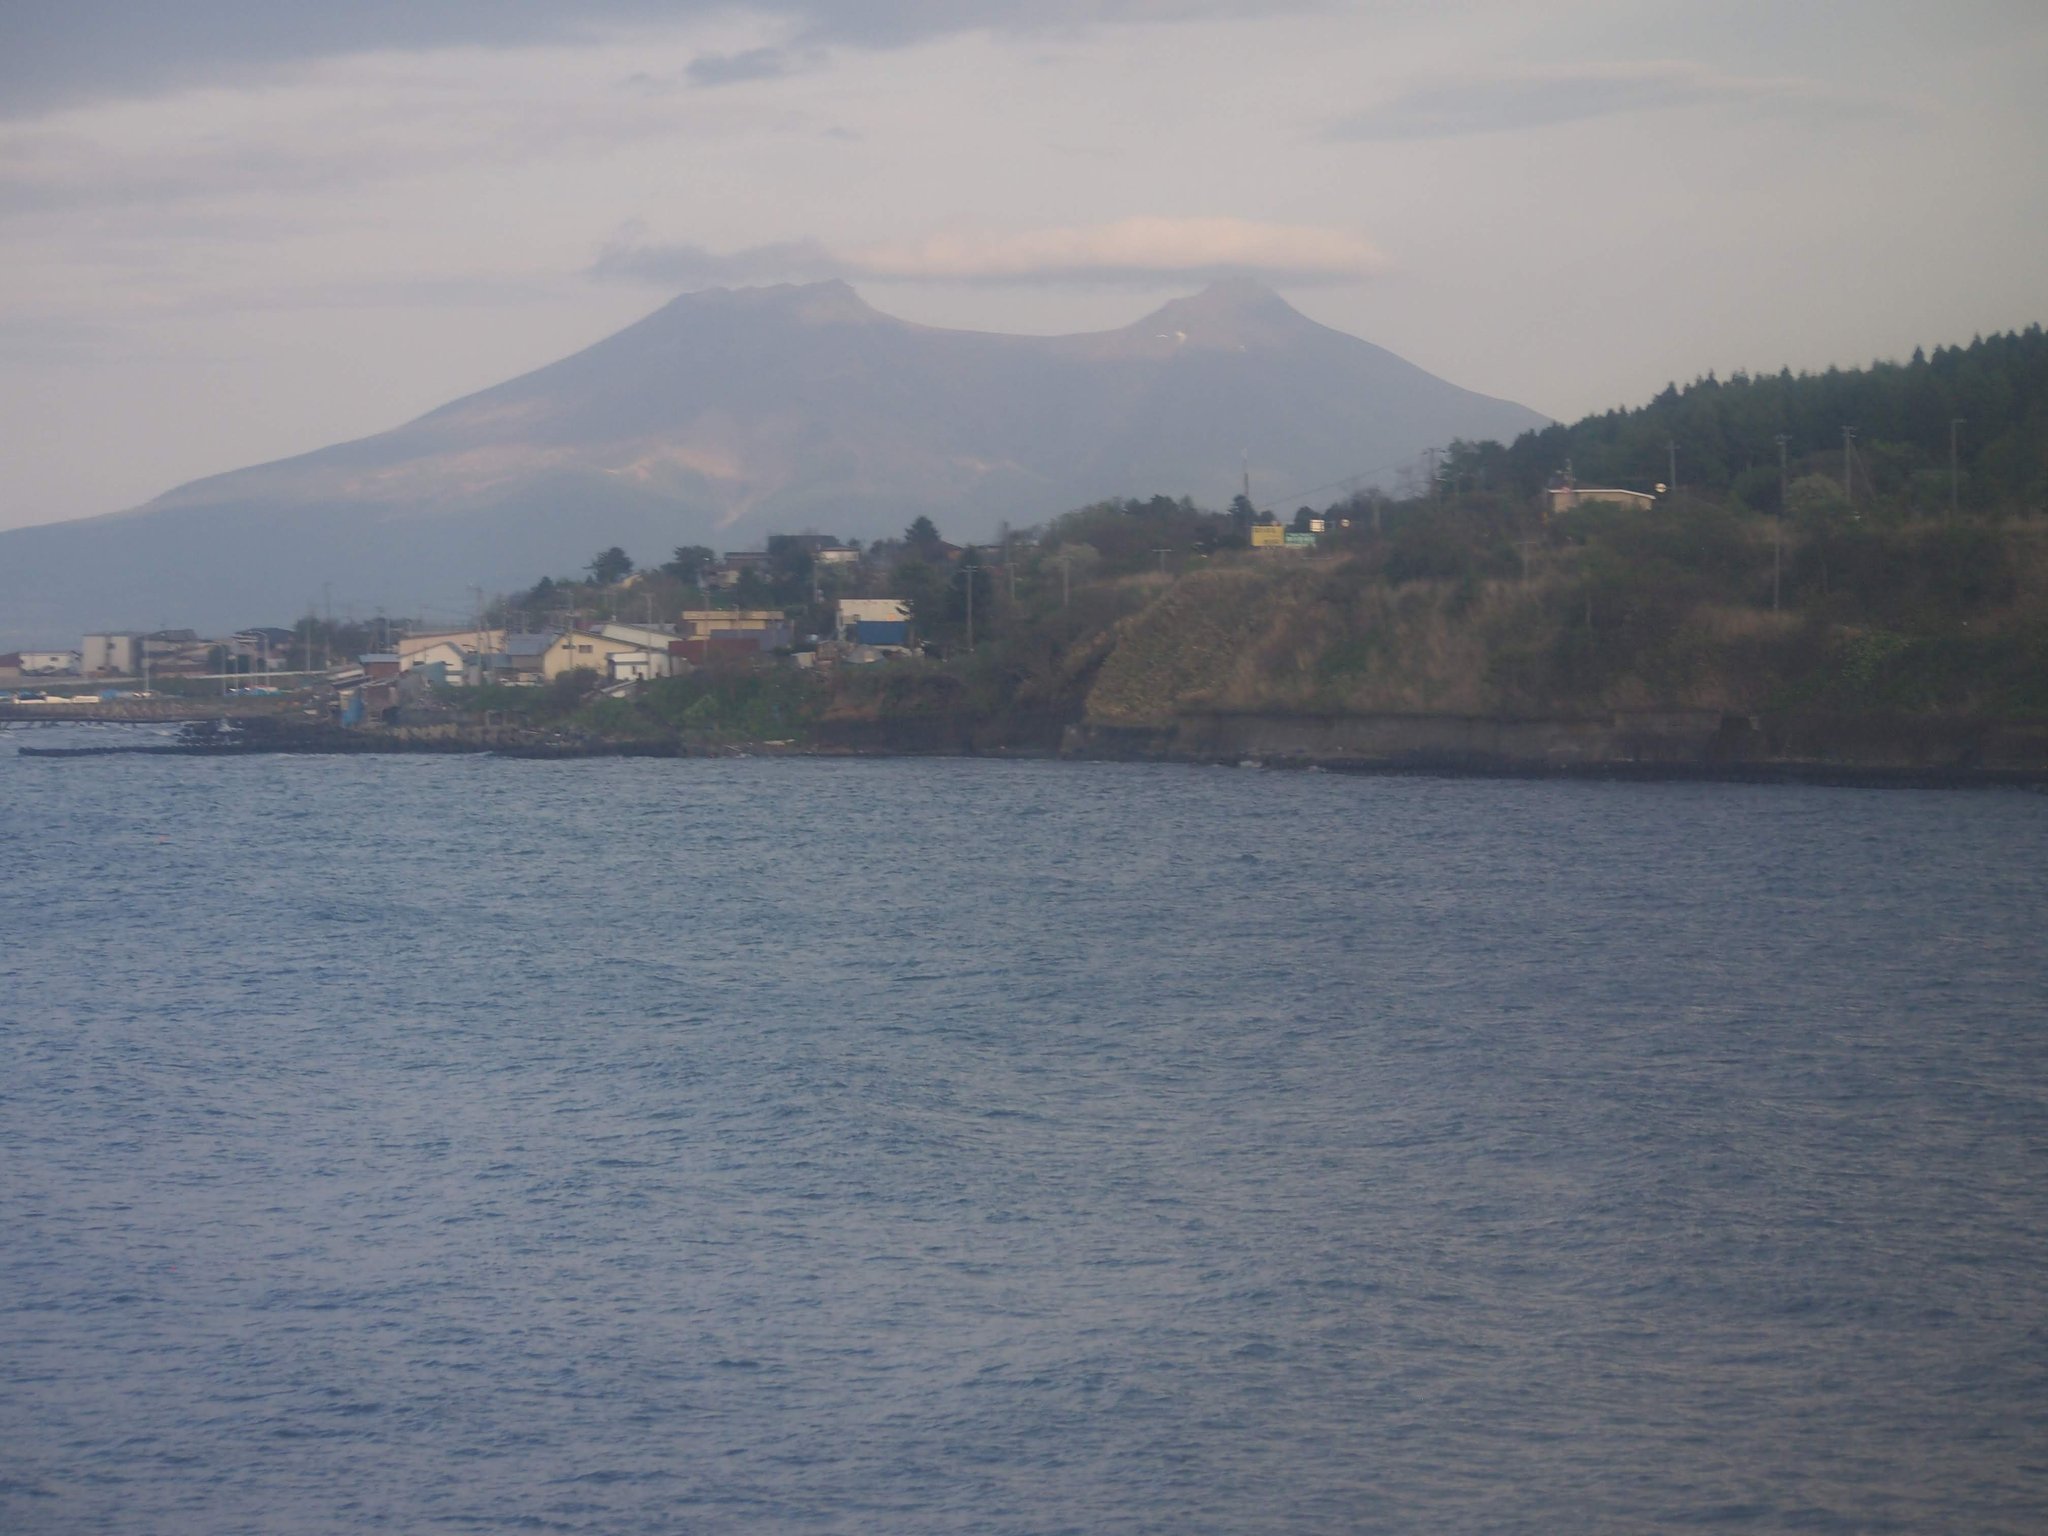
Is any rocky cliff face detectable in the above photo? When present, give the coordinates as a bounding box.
[0,280,1547,640]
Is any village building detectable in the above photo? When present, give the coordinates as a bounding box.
[676,610,794,651]
[397,637,472,676]
[542,629,657,681]
[595,622,690,680]
[1545,470,1659,516]
[229,627,297,673]
[143,631,213,675]
[398,629,501,668]
[1546,485,1658,514]
[835,598,912,649]
[472,632,557,684]
[81,633,145,675]
[604,650,666,682]
[596,620,678,648]
[705,551,773,590]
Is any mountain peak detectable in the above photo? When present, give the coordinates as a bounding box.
[1124,277,1319,352]
[1189,274,1286,307]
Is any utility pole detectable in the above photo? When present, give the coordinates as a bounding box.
[1425,446,1439,505]
[1773,434,1790,616]
[1060,552,1071,609]
[1242,449,1251,507]
[1667,438,1678,498]
[1154,548,1171,576]
[1841,427,1856,514]
[1950,418,1964,522]
[962,563,979,651]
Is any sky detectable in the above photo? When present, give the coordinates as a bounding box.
[2,0,2044,533]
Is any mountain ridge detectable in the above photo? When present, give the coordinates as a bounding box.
[0,280,1549,641]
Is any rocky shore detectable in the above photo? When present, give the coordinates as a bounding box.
[15,708,2048,787]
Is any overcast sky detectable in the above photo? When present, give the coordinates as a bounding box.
[3,0,2043,532]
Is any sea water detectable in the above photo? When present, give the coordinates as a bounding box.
[3,728,2045,1533]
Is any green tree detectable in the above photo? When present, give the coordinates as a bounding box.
[546,667,602,713]
[587,546,634,585]
[662,545,715,585]
[905,516,943,557]
[895,557,945,643]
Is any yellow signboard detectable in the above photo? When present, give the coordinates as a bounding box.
[1250,524,1285,547]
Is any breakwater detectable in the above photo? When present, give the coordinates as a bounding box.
[0,697,303,724]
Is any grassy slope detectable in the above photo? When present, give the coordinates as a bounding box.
[1083,516,2048,726]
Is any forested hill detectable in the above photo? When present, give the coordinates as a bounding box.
[1458,325,2048,514]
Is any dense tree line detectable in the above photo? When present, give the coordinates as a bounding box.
[1445,324,2048,516]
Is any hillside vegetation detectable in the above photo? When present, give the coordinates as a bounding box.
[1077,511,2048,725]
[456,322,2048,749]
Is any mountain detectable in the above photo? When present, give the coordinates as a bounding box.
[0,278,1547,641]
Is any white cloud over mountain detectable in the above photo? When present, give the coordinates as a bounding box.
[592,218,1385,289]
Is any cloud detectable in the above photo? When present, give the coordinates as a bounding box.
[1330,60,1894,141]
[684,46,802,87]
[0,1,1313,117]
[591,235,846,287]
[850,218,1385,284]
[591,217,1384,288]
[0,313,115,365]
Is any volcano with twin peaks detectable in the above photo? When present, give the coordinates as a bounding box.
[0,278,1548,638]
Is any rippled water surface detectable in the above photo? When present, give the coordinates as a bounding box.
[4,728,2047,1533]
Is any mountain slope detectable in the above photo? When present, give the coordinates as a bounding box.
[0,280,1546,640]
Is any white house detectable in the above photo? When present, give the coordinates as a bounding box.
[607,650,662,683]
[597,623,684,678]
[398,629,499,667]
[399,638,471,676]
[81,633,144,674]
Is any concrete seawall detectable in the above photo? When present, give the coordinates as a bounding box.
[16,705,2046,785]
[1062,709,2048,785]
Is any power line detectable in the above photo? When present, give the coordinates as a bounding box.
[1773,433,1789,615]
[1950,418,1965,522]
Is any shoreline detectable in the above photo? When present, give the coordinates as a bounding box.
[14,717,2047,789]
